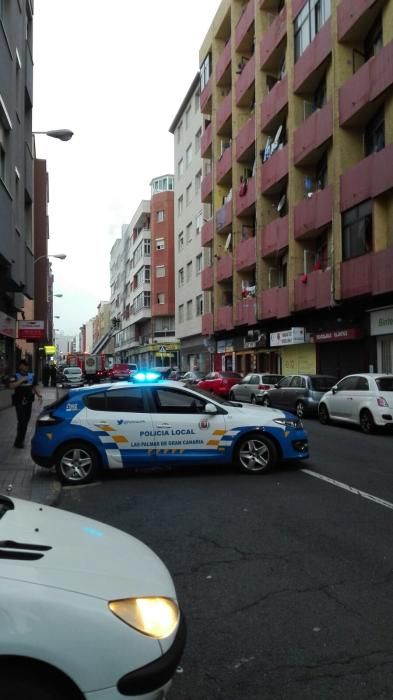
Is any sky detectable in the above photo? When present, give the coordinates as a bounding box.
[33,0,221,336]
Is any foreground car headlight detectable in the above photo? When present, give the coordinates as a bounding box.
[273,417,303,430]
[109,597,179,639]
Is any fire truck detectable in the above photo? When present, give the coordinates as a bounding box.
[66,353,108,382]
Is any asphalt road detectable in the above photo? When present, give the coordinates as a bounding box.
[59,419,393,700]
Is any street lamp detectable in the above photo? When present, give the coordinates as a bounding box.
[34,253,67,265]
[33,129,74,142]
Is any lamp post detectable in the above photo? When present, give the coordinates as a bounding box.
[34,253,67,265]
[33,129,74,142]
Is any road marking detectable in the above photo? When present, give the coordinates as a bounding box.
[301,469,393,511]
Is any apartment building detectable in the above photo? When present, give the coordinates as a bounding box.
[169,75,211,372]
[199,0,393,377]
[110,178,180,368]
[0,0,34,376]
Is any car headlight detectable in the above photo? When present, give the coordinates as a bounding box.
[273,417,303,430]
[109,597,179,639]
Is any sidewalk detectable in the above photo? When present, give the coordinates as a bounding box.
[0,386,61,505]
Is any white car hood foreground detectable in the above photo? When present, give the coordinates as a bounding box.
[0,497,176,601]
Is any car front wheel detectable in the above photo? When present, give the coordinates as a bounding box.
[235,433,278,474]
[251,395,257,405]
[360,409,375,434]
[55,441,99,485]
[296,400,306,418]
[261,395,271,407]
[319,403,330,425]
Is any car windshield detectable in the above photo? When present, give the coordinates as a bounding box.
[191,386,236,407]
[310,376,337,391]
[375,377,393,391]
[65,368,82,374]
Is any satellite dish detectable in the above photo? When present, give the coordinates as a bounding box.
[276,194,286,212]
[224,233,232,251]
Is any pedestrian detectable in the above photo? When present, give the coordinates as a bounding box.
[7,360,42,448]
[42,364,50,387]
[50,364,57,387]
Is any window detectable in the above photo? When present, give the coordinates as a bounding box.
[364,15,382,61]
[196,294,203,316]
[153,387,206,413]
[186,144,192,167]
[342,200,372,260]
[186,184,192,205]
[156,265,166,278]
[196,253,202,274]
[185,104,191,129]
[106,388,146,413]
[195,128,201,153]
[156,238,165,251]
[294,0,331,62]
[177,121,183,144]
[200,53,211,91]
[178,195,183,215]
[186,300,193,320]
[178,304,184,323]
[196,212,203,234]
[178,268,184,286]
[195,170,202,194]
[178,231,184,252]
[84,392,107,411]
[157,209,164,222]
[186,261,192,282]
[186,222,192,242]
[144,239,151,256]
[0,143,5,183]
[157,293,165,304]
[177,158,184,177]
[316,151,328,190]
[144,266,151,283]
[364,109,385,156]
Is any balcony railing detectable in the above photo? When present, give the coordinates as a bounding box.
[338,0,378,41]
[261,144,288,194]
[201,122,213,158]
[201,218,214,246]
[293,20,332,93]
[235,0,255,51]
[216,253,233,281]
[236,176,256,216]
[259,286,289,319]
[201,265,214,290]
[260,76,288,131]
[341,254,372,298]
[217,145,232,184]
[261,215,288,257]
[340,144,393,212]
[217,305,234,331]
[235,53,255,107]
[372,245,393,296]
[201,171,213,202]
[202,312,214,336]
[236,236,256,271]
[236,115,255,161]
[216,40,231,85]
[234,298,257,326]
[294,186,333,240]
[216,200,233,232]
[294,269,332,311]
[200,77,212,113]
[216,91,232,134]
[293,102,333,165]
[260,5,287,71]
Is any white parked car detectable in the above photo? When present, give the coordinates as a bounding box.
[319,373,393,433]
[61,366,84,387]
[0,494,185,700]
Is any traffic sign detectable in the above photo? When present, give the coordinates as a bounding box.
[159,345,167,353]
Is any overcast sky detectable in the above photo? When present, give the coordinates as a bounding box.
[33,0,220,336]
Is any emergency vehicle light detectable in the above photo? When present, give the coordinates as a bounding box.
[133,372,161,382]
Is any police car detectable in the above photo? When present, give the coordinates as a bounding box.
[31,374,309,486]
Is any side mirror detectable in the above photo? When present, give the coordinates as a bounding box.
[274,383,280,388]
[332,386,338,394]
[204,402,218,415]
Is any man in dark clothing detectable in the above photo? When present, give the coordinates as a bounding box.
[8,360,42,448]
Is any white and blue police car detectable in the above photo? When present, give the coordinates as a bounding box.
[31,373,309,485]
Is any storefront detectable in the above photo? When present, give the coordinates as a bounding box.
[312,327,368,378]
[179,335,211,373]
[270,328,316,375]
[214,339,235,372]
[370,307,393,373]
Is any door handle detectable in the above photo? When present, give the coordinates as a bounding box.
[347,397,353,400]
[156,423,172,428]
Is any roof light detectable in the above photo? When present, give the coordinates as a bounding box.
[133,371,161,382]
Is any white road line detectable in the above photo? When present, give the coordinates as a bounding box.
[301,469,393,511]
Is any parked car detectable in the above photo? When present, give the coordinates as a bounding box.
[181,370,207,386]
[196,371,243,398]
[258,374,338,417]
[0,494,185,699]
[319,373,393,433]
[60,366,84,388]
[31,377,309,485]
[229,373,283,404]
[108,363,137,381]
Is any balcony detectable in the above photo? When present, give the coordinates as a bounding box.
[293,20,332,94]
[201,265,214,291]
[236,236,256,271]
[294,102,333,165]
[372,246,393,296]
[202,312,214,336]
[216,40,231,85]
[236,115,255,161]
[235,0,255,52]
[217,145,232,184]
[260,6,287,71]
[217,305,234,331]
[338,0,379,42]
[341,254,372,298]
[259,286,289,319]
[294,269,332,311]
[339,40,393,127]
[340,144,393,212]
[235,54,255,107]
[260,76,288,132]
[216,253,233,281]
[261,215,288,257]
[294,186,333,240]
[216,91,232,135]
[216,200,233,232]
[261,144,288,194]
[236,176,256,216]
[235,298,257,326]
[201,171,213,203]
[200,77,212,114]
[201,217,214,246]
[201,122,213,158]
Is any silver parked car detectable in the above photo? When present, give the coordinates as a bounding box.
[60,366,85,387]
[258,374,337,417]
[229,373,283,404]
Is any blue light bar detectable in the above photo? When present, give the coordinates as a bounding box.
[133,371,160,382]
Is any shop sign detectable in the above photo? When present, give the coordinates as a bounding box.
[270,327,305,347]
[370,308,393,336]
[0,311,16,338]
[44,345,56,355]
[17,320,45,340]
[312,327,363,343]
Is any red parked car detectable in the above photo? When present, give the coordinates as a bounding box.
[196,371,243,398]
[107,363,138,381]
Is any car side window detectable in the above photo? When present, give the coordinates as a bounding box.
[290,376,304,388]
[277,376,292,388]
[242,374,252,384]
[355,377,369,391]
[336,377,358,391]
[84,392,107,411]
[106,388,147,412]
[250,375,260,385]
[152,388,206,414]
